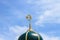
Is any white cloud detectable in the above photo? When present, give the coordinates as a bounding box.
[9,25,28,40]
[0,38,4,40]
[27,0,57,5]
[0,34,5,40]
[0,25,28,40]
[27,0,60,26]
[35,2,60,25]
[9,26,28,34]
[36,9,60,25]
[40,33,60,40]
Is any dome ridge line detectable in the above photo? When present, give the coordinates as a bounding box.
[25,31,29,40]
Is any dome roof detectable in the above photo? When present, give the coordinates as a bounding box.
[18,15,43,40]
[18,30,43,40]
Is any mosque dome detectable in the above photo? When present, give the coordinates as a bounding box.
[18,30,43,40]
[18,15,43,40]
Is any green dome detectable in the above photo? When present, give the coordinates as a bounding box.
[18,15,43,40]
[18,30,43,40]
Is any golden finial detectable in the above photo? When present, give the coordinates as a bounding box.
[26,15,32,21]
[26,14,32,31]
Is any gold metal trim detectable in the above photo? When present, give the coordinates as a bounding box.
[25,31,29,40]
[25,14,32,40]
[25,30,40,40]
[25,15,40,40]
[38,34,40,40]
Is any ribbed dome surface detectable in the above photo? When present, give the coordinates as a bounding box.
[18,31,43,40]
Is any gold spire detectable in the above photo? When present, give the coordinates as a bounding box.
[26,14,32,31]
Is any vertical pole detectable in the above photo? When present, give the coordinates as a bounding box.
[26,14,32,31]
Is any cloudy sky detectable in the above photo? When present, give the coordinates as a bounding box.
[0,0,60,40]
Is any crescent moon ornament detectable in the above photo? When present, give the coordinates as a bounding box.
[26,14,32,21]
[26,14,32,31]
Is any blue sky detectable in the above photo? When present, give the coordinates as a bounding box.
[0,0,60,40]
